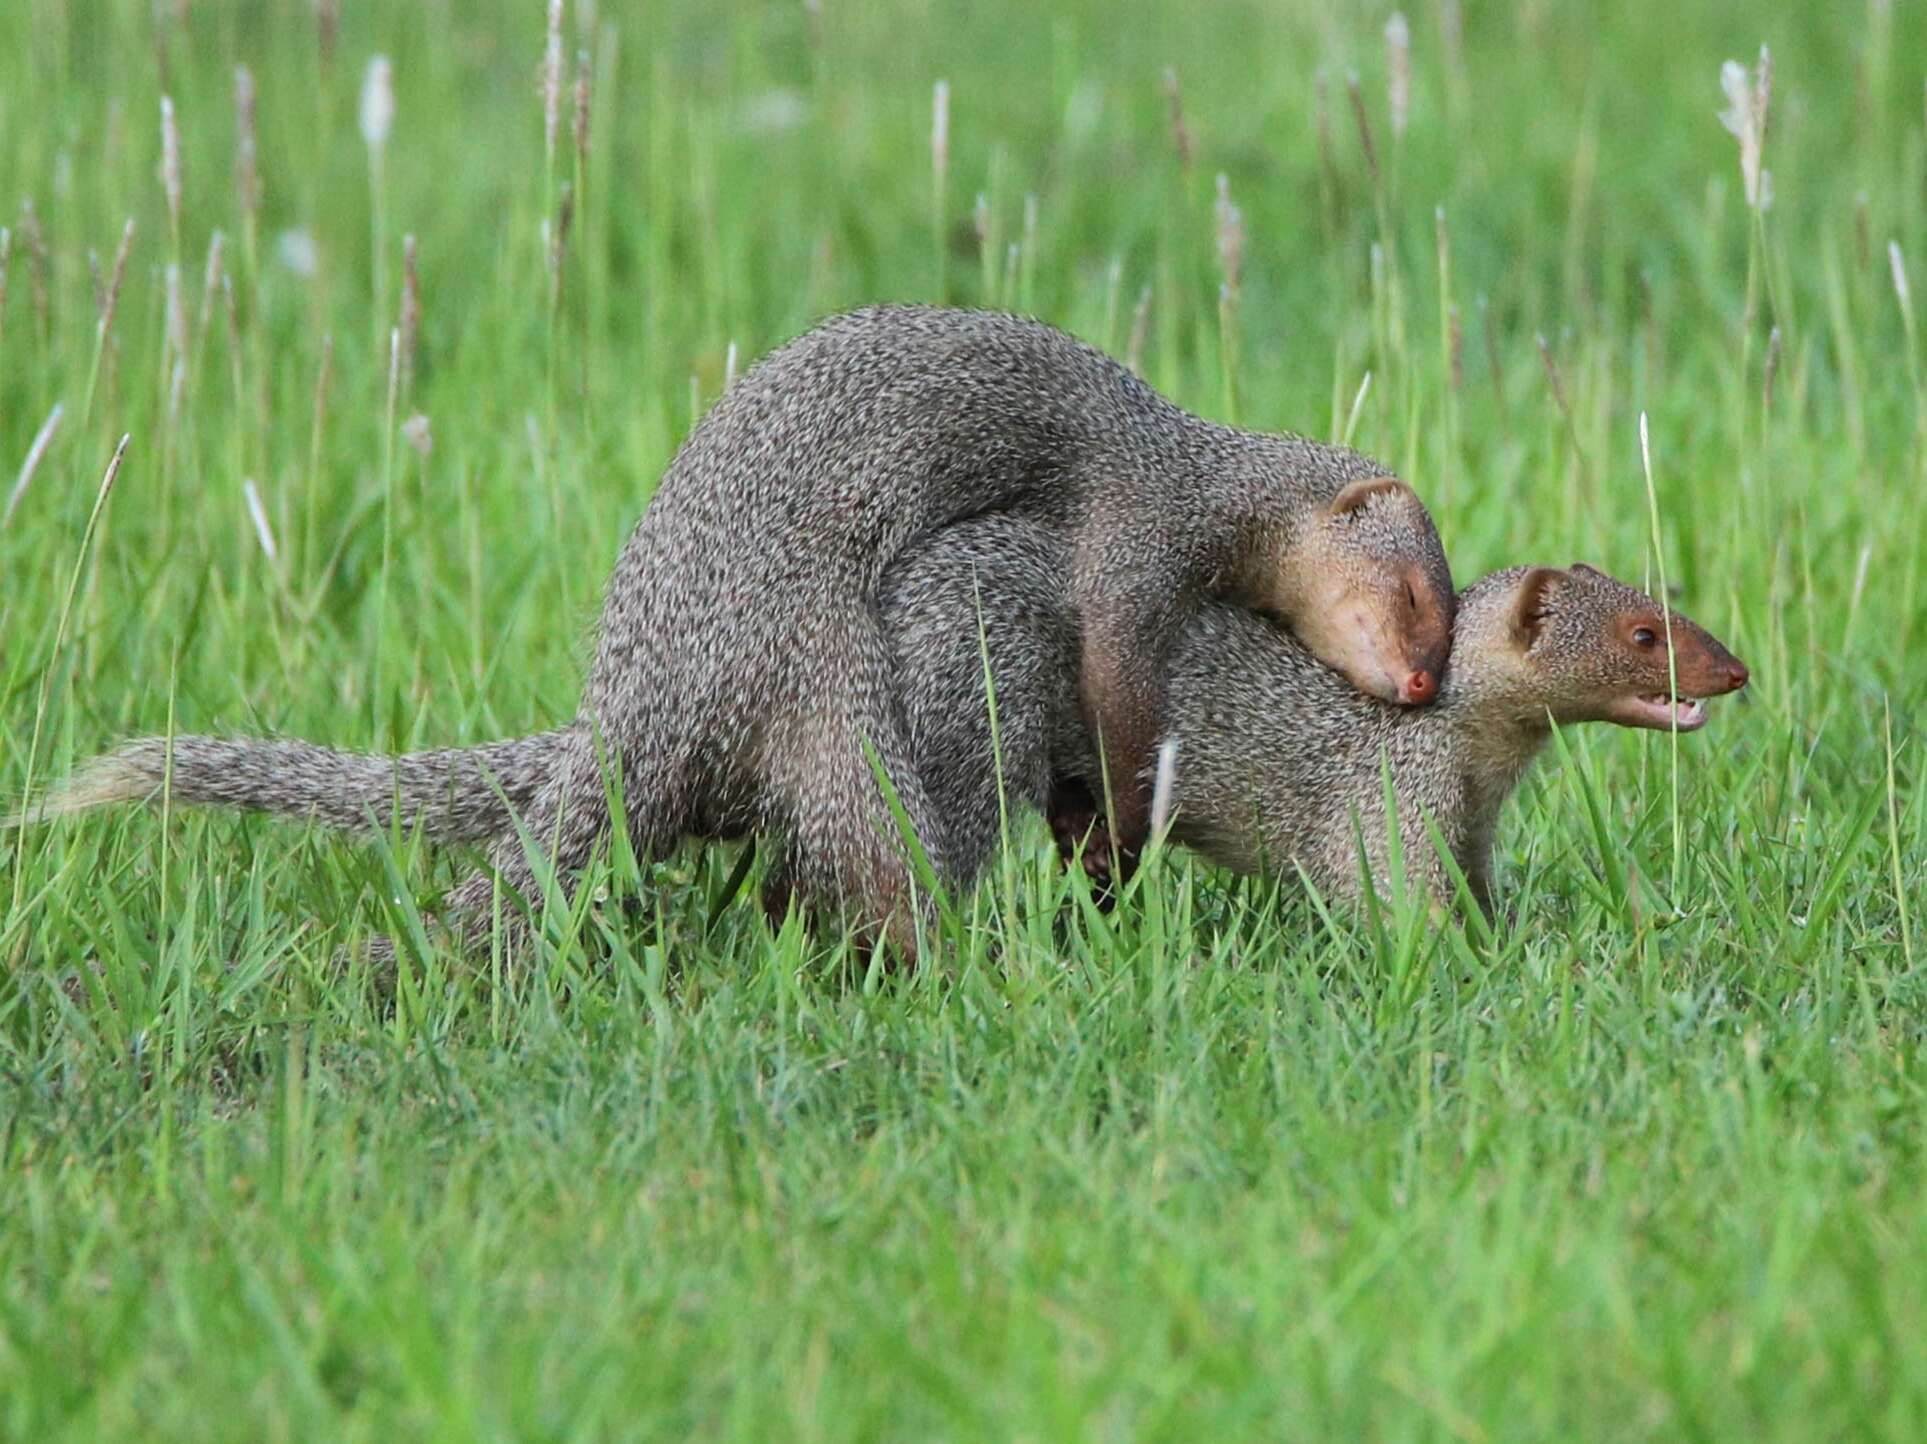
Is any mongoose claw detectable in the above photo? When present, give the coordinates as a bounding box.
[1047,779,1132,910]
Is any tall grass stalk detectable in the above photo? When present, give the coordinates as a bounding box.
[10,435,129,923]
[1638,412,1683,898]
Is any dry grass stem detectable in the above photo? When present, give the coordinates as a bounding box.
[1214,174,1244,296]
[1386,12,1412,138]
[1149,738,1180,839]
[235,65,260,245]
[361,55,395,152]
[401,233,422,396]
[243,477,278,564]
[1126,284,1152,375]
[543,0,565,171]
[570,48,593,164]
[3,401,63,530]
[17,200,48,341]
[1347,72,1380,186]
[1163,68,1193,172]
[160,95,183,253]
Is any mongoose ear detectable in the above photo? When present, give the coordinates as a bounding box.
[1510,567,1564,647]
[1328,475,1412,516]
[1568,562,1608,580]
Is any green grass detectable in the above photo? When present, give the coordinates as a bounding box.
[3,0,1925,1437]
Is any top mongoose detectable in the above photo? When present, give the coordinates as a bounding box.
[17,305,1456,956]
[881,516,1749,912]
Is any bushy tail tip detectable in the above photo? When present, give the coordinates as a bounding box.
[1,754,159,830]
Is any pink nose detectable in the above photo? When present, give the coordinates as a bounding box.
[1401,669,1437,704]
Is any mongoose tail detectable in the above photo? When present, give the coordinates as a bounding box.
[6,730,569,841]
[1079,470,1455,855]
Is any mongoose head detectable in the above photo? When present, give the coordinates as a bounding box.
[1282,476,1456,707]
[1462,562,1749,731]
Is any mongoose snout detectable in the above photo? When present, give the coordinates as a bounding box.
[1280,476,1456,709]
[1506,562,1750,734]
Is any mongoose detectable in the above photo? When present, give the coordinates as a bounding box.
[881,516,1749,912]
[13,518,1741,926]
[17,305,1456,955]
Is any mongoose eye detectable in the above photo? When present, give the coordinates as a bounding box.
[1632,626,1658,648]
[1403,581,1418,612]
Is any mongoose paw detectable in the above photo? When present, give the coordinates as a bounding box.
[1047,780,1134,911]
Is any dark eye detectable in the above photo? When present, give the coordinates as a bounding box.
[1632,627,1658,648]
[1404,581,1418,611]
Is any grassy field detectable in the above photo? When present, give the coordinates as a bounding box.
[3,0,1925,1436]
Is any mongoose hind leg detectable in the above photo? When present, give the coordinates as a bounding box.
[1072,554,1184,858]
[778,709,947,962]
[1046,778,1125,911]
[438,727,666,962]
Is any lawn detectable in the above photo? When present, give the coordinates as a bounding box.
[3,0,1925,1437]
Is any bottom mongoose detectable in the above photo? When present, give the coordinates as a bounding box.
[881,516,1750,911]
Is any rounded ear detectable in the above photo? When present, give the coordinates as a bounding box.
[1328,475,1413,516]
[1568,562,1608,580]
[1510,567,1565,646]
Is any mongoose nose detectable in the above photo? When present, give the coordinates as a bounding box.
[1725,661,1749,692]
[1401,669,1437,704]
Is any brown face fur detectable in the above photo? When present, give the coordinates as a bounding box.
[1498,562,1749,731]
[1284,477,1456,707]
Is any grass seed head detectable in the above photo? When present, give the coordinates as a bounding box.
[235,66,260,224]
[196,231,225,351]
[401,233,421,387]
[100,218,135,340]
[1718,49,1772,211]
[159,95,183,241]
[17,199,48,338]
[361,55,395,153]
[1440,0,1464,72]
[402,412,432,458]
[573,47,592,164]
[1347,72,1380,184]
[1126,283,1152,375]
[164,261,188,366]
[1214,174,1243,295]
[3,401,63,531]
[315,0,340,66]
[543,0,564,166]
[1386,12,1412,138]
[243,477,278,563]
[1890,240,1914,328]
[1162,67,1193,171]
[931,80,950,181]
[277,227,318,278]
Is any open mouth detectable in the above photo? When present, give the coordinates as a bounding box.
[1609,693,1710,732]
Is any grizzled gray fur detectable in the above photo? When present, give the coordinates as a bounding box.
[21,306,1457,956]
[36,732,566,841]
[480,304,1448,952]
[882,515,1747,912]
